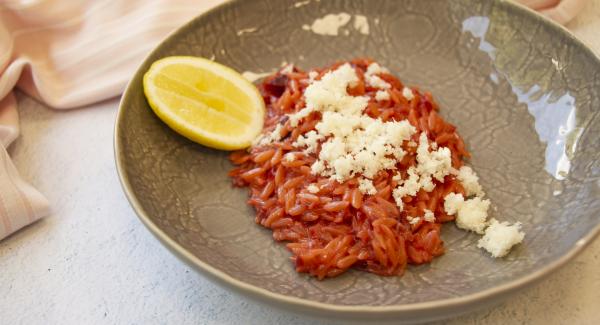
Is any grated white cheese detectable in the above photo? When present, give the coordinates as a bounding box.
[365,62,389,75]
[416,132,452,184]
[315,116,415,182]
[456,166,485,197]
[358,178,377,195]
[443,192,465,215]
[253,123,283,146]
[407,216,421,225]
[456,197,490,234]
[444,193,490,234]
[308,71,319,82]
[284,153,296,162]
[288,64,368,127]
[366,75,391,89]
[445,193,525,257]
[364,63,391,89]
[477,219,525,257]
[310,160,326,175]
[293,130,324,154]
[302,13,352,36]
[375,90,390,101]
[289,64,416,188]
[423,209,435,223]
[393,167,420,208]
[402,87,414,100]
[392,133,453,210]
[307,184,320,193]
[353,15,370,35]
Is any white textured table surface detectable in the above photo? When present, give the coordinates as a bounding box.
[2,2,600,324]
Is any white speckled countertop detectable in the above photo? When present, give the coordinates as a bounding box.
[2,2,600,324]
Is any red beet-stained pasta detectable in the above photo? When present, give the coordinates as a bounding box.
[229,58,470,279]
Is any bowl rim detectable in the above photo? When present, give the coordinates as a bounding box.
[114,0,600,316]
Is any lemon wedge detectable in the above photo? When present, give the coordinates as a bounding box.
[143,56,265,150]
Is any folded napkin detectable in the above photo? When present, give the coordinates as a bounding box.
[0,0,587,241]
[0,93,49,238]
[0,0,221,240]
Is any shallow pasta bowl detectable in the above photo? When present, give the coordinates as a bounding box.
[114,0,600,322]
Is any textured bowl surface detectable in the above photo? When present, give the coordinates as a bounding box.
[115,0,600,321]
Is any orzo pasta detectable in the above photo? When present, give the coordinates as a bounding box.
[229,58,519,279]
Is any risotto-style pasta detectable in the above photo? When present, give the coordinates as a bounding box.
[229,58,474,279]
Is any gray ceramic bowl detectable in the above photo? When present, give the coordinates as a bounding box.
[115,0,600,322]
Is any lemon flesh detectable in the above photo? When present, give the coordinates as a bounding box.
[143,56,265,150]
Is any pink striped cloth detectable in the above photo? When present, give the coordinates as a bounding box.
[0,0,221,240]
[0,0,587,240]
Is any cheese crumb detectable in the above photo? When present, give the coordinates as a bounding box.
[423,209,435,223]
[288,107,314,127]
[416,132,452,183]
[393,167,420,209]
[456,197,490,234]
[365,62,389,75]
[443,192,464,215]
[284,153,296,162]
[289,63,368,127]
[253,123,283,146]
[393,132,453,210]
[392,133,454,209]
[375,90,390,101]
[316,117,414,181]
[444,193,490,234]
[358,178,377,195]
[402,87,414,100]
[445,193,525,257]
[307,184,320,193]
[353,15,370,35]
[293,130,324,154]
[303,13,352,36]
[364,63,391,89]
[290,64,419,185]
[407,216,421,225]
[456,166,484,197]
[477,219,525,257]
[308,71,318,82]
[366,75,391,89]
